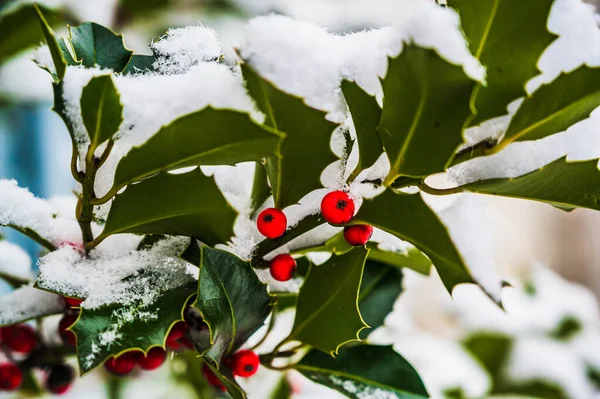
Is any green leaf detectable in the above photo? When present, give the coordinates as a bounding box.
[366,244,432,276]
[33,4,66,81]
[379,45,477,184]
[463,333,512,377]
[194,246,272,366]
[241,63,338,208]
[110,107,282,196]
[72,282,196,374]
[69,22,133,72]
[497,66,600,150]
[342,80,383,178]
[358,261,403,339]
[449,0,555,125]
[204,361,246,399]
[100,169,237,246]
[58,37,79,66]
[122,54,156,75]
[352,190,472,294]
[0,4,60,65]
[81,75,123,149]
[270,377,292,399]
[296,345,428,399]
[287,247,369,355]
[461,157,600,211]
[255,213,324,261]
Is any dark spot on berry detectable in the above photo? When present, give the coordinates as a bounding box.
[244,364,254,372]
[263,214,274,223]
[336,200,347,210]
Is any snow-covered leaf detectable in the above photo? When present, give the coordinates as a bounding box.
[110,108,282,196]
[193,245,272,366]
[449,0,555,125]
[461,157,600,211]
[296,345,428,399]
[69,22,133,72]
[380,45,477,184]
[352,190,472,294]
[33,4,66,80]
[72,281,196,374]
[0,241,32,287]
[287,247,369,355]
[0,286,64,326]
[498,66,600,149]
[241,63,338,209]
[81,75,123,149]
[342,80,383,178]
[100,169,236,246]
[0,3,60,65]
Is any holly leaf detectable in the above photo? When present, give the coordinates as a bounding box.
[0,286,64,326]
[359,261,403,339]
[342,80,383,178]
[122,54,156,75]
[72,281,197,374]
[33,4,66,81]
[109,108,283,197]
[69,22,133,72]
[352,190,472,294]
[204,361,246,399]
[194,246,272,366]
[287,247,369,355]
[0,3,60,66]
[379,45,477,184]
[250,162,271,214]
[296,345,428,399]
[81,75,123,149]
[461,157,600,211]
[496,66,600,150]
[100,169,237,246]
[449,0,555,125]
[242,63,338,208]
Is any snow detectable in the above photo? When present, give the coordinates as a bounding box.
[238,3,483,122]
[37,236,195,309]
[0,286,64,326]
[151,26,222,75]
[0,179,81,247]
[0,241,32,281]
[0,51,54,103]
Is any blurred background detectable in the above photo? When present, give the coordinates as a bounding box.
[1,0,600,398]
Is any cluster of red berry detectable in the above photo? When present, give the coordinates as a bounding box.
[257,190,373,281]
[0,322,75,395]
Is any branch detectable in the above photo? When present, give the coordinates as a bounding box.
[417,181,467,196]
[7,224,55,251]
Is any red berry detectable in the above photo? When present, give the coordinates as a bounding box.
[104,351,139,376]
[269,254,297,282]
[0,324,36,354]
[202,364,225,391]
[321,191,355,224]
[63,297,83,307]
[231,350,259,378]
[343,224,373,246]
[0,363,22,391]
[137,347,166,370]
[166,321,187,343]
[45,364,74,395]
[58,314,78,346]
[257,208,287,239]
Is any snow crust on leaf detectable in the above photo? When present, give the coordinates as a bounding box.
[0,241,32,281]
[0,179,80,246]
[449,0,600,185]
[151,25,222,75]
[37,236,194,309]
[238,2,484,123]
[0,286,64,326]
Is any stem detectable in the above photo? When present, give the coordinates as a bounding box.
[70,138,83,183]
[449,138,499,167]
[0,272,30,288]
[7,224,55,251]
[417,181,467,196]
